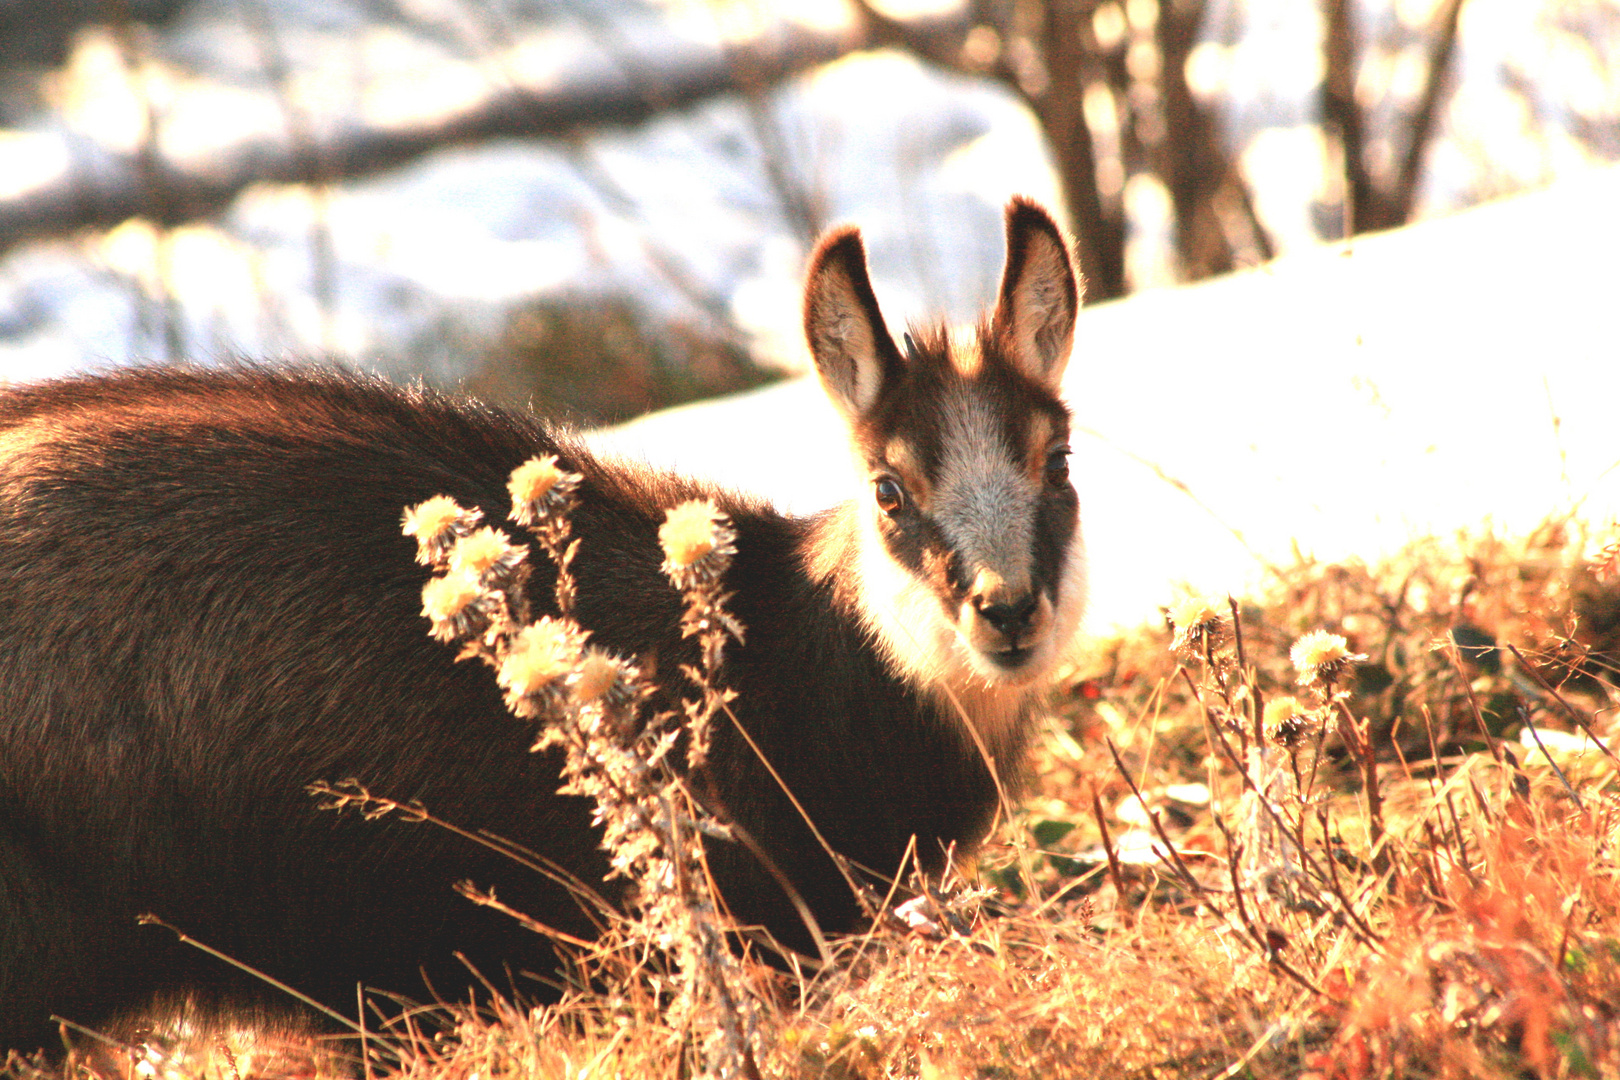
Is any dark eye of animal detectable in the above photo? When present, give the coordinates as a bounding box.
[874,475,905,514]
[1046,446,1071,487]
[0,197,1084,1053]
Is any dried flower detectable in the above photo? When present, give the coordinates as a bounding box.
[402,495,482,566]
[659,499,737,590]
[421,571,490,643]
[572,649,621,705]
[1263,695,1317,747]
[497,616,588,718]
[508,455,582,528]
[1290,630,1366,689]
[1168,596,1229,655]
[1590,533,1620,584]
[572,648,647,730]
[447,526,527,589]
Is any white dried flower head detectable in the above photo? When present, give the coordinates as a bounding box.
[572,650,620,704]
[1263,695,1317,747]
[1291,630,1366,689]
[421,571,491,643]
[1591,534,1620,584]
[402,495,482,566]
[659,499,737,590]
[508,455,582,528]
[497,616,588,717]
[572,648,645,714]
[447,526,526,588]
[1168,596,1229,655]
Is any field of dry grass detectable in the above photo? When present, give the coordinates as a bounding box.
[10,516,1619,1080]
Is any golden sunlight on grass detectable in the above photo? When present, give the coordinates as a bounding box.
[14,517,1618,1080]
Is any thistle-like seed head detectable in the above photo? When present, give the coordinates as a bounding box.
[1290,630,1366,689]
[572,647,647,729]
[508,455,582,528]
[498,616,589,718]
[572,650,621,704]
[1263,694,1317,747]
[447,526,526,588]
[659,499,737,590]
[1590,535,1620,584]
[402,495,482,566]
[421,571,490,643]
[1168,596,1230,655]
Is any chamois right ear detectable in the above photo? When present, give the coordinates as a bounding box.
[991,197,1079,389]
[803,226,905,422]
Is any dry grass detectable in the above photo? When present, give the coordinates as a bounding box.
[12,517,1620,1080]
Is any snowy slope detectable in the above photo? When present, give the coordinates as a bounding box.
[593,164,1620,631]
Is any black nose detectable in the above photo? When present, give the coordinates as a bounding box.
[975,592,1038,638]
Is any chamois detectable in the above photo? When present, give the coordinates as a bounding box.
[0,198,1084,1048]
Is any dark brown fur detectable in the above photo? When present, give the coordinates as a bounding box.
[0,367,1011,1048]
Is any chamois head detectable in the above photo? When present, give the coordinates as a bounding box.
[804,198,1085,705]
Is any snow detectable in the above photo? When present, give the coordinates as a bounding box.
[4,0,1614,385]
[0,0,1617,636]
[595,163,1620,631]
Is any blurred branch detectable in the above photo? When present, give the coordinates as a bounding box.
[1156,0,1232,278]
[1390,0,1466,223]
[0,20,873,258]
[846,0,1132,300]
[106,0,184,361]
[848,0,1274,297]
[1321,0,1369,237]
[1321,0,1468,236]
[236,0,338,349]
[1034,0,1128,301]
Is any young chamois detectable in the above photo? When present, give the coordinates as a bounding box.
[0,198,1083,1049]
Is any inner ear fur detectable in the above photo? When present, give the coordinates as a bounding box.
[803,226,904,421]
[991,198,1080,389]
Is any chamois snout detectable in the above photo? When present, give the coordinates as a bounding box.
[961,567,1057,676]
[959,566,1049,660]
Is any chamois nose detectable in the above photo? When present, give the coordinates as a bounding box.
[973,591,1038,638]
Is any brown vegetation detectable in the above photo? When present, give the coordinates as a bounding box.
[12,516,1616,1079]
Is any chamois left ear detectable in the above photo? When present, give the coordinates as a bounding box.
[991,198,1080,389]
[803,225,906,423]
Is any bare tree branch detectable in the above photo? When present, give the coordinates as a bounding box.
[1156,0,1235,279]
[1390,0,1466,223]
[1321,0,1371,237]
[1036,0,1128,301]
[0,21,867,258]
[846,0,1132,301]
[1321,0,1469,236]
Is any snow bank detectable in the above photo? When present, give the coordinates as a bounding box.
[594,164,1620,630]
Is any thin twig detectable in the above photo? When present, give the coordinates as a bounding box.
[1518,703,1586,810]
[1187,669,1385,948]
[1090,782,1131,908]
[1105,736,1208,900]
[138,915,366,1036]
[1210,816,1330,996]
[1508,643,1618,763]
[1448,642,1506,768]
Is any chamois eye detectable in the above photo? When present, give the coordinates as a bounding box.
[1045,446,1071,487]
[874,476,905,515]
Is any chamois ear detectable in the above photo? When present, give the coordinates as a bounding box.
[991,197,1080,389]
[803,226,905,422]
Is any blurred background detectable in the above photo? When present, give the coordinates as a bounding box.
[0,0,1614,420]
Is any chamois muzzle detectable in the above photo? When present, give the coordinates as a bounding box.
[962,568,1056,675]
